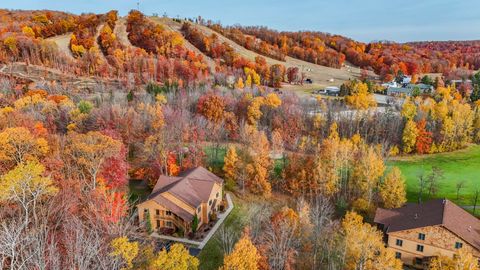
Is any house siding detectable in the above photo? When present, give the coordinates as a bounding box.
[137,200,188,231]
[387,225,480,268]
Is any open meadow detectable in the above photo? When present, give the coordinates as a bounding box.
[388,145,480,205]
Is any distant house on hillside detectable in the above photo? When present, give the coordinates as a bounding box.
[374,199,480,269]
[137,167,224,235]
[387,83,434,96]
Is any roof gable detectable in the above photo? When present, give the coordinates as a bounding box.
[144,167,223,221]
[375,199,480,250]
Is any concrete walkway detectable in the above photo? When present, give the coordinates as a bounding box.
[151,193,234,249]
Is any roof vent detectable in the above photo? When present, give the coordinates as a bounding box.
[468,226,472,232]
[414,213,418,219]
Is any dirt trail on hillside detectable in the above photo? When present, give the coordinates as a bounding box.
[149,17,217,71]
[114,17,133,47]
[46,33,74,59]
[0,62,121,91]
[94,24,109,63]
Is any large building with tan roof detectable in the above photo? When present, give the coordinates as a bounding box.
[137,167,223,234]
[374,199,480,269]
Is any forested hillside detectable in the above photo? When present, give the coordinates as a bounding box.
[1,8,480,270]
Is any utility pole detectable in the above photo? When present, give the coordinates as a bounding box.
[137,1,140,11]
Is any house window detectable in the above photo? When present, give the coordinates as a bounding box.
[156,220,160,228]
[216,192,219,198]
[197,206,201,213]
[166,221,173,227]
[416,245,424,252]
[156,209,160,215]
[395,252,401,259]
[395,239,403,247]
[166,211,172,216]
[418,233,426,240]
[455,242,463,249]
[415,258,423,265]
[209,200,212,206]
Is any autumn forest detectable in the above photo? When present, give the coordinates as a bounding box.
[1,7,480,270]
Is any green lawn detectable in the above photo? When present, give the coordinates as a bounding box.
[128,180,152,206]
[388,145,480,205]
[198,196,247,270]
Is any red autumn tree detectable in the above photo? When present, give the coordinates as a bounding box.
[415,119,432,154]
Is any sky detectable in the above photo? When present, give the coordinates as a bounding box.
[2,0,480,43]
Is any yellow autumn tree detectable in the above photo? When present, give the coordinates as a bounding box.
[244,67,261,85]
[379,167,407,208]
[341,211,402,270]
[313,122,340,197]
[245,130,272,197]
[429,248,478,270]
[345,81,376,110]
[235,77,245,89]
[221,231,260,270]
[223,145,239,188]
[66,131,122,189]
[110,237,139,270]
[351,144,385,208]
[246,94,281,127]
[401,97,417,120]
[247,97,265,126]
[0,127,49,166]
[152,243,199,270]
[0,160,58,224]
[22,26,36,38]
[264,93,282,108]
[245,75,252,88]
[402,119,418,153]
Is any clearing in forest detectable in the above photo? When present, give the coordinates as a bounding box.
[191,22,373,92]
[114,17,133,47]
[388,145,480,206]
[46,33,74,59]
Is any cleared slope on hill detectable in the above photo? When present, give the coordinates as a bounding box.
[149,17,217,71]
[46,33,74,59]
[114,17,133,47]
[193,22,372,91]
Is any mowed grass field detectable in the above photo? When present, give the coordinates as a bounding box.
[388,145,480,205]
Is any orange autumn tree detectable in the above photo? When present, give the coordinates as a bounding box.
[197,93,226,124]
[166,152,180,176]
[415,118,432,154]
[91,178,128,224]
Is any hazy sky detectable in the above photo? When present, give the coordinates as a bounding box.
[2,0,480,43]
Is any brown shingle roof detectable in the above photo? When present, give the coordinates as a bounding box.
[146,167,223,222]
[374,199,480,250]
